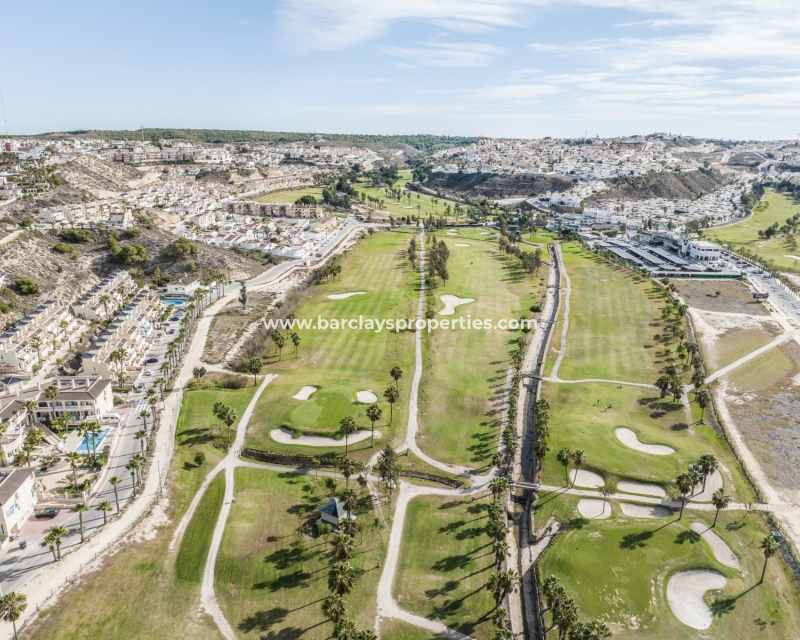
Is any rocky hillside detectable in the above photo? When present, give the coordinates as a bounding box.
[585,168,736,204]
[422,171,575,199]
[57,155,159,194]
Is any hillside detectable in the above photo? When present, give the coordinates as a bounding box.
[57,155,159,194]
[585,168,736,204]
[422,171,575,199]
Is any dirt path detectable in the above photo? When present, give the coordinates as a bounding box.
[705,328,800,384]
[550,245,572,381]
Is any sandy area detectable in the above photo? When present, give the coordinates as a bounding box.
[292,385,318,400]
[438,294,475,316]
[570,469,604,488]
[356,390,378,403]
[269,426,379,447]
[689,469,723,502]
[690,309,780,345]
[480,232,493,235]
[617,481,667,498]
[667,569,727,630]
[454,243,471,247]
[577,498,611,519]
[328,291,367,299]
[620,503,671,518]
[615,428,675,455]
[690,522,740,569]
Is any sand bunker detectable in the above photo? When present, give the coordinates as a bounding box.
[690,470,723,502]
[620,503,671,519]
[479,231,493,235]
[617,481,666,498]
[447,230,459,235]
[454,243,471,247]
[328,292,367,300]
[292,386,318,400]
[570,469,604,488]
[356,390,378,403]
[616,428,675,455]
[667,570,727,630]
[784,255,800,260]
[438,294,475,316]
[270,427,379,447]
[690,522,740,569]
[577,499,611,519]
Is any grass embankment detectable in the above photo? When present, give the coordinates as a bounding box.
[710,189,800,274]
[394,495,496,640]
[539,382,754,500]
[26,384,256,640]
[246,230,417,462]
[215,467,390,639]
[418,229,543,468]
[536,494,800,639]
[556,243,668,383]
[176,473,225,583]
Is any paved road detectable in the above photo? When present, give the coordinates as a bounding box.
[0,229,23,246]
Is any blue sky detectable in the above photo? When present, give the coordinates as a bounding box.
[4,0,800,139]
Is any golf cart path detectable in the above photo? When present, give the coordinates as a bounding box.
[549,244,571,380]
[705,328,800,384]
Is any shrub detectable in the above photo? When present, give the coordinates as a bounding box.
[194,451,206,466]
[530,302,542,313]
[165,237,198,259]
[295,194,317,205]
[218,374,248,389]
[15,278,39,295]
[52,242,76,255]
[20,217,34,229]
[124,227,142,238]
[60,229,92,243]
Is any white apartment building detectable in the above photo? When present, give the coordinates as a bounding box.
[681,239,721,262]
[0,300,79,374]
[0,396,31,464]
[0,468,39,536]
[72,270,137,321]
[165,276,201,300]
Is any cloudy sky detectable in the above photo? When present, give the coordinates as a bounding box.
[4,0,800,139]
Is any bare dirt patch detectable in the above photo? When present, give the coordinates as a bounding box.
[202,290,275,365]
[673,279,767,315]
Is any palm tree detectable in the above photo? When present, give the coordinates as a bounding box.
[571,449,585,479]
[695,389,710,422]
[340,416,357,456]
[675,472,694,519]
[332,533,355,561]
[73,502,89,543]
[390,365,403,387]
[139,409,151,431]
[291,332,301,357]
[336,457,359,489]
[356,630,378,640]
[489,476,509,500]
[760,535,779,583]
[97,500,113,525]
[711,488,731,528]
[654,374,671,398]
[698,453,718,491]
[155,377,167,400]
[44,384,59,410]
[487,569,521,609]
[88,422,102,462]
[0,591,28,640]
[557,447,573,486]
[126,462,138,497]
[383,386,399,424]
[29,335,43,364]
[223,406,237,444]
[322,594,347,624]
[109,476,121,512]
[598,483,614,516]
[365,404,382,447]
[334,618,359,640]
[340,488,357,519]
[329,561,357,595]
[22,399,37,427]
[135,430,148,456]
[98,294,111,318]
[492,538,510,568]
[65,451,81,488]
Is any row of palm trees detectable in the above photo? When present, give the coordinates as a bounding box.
[483,489,520,639]
[211,402,238,445]
[541,575,611,639]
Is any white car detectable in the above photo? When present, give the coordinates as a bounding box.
[101,413,122,423]
[146,369,154,376]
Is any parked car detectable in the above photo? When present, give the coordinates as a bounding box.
[101,413,122,423]
[167,329,176,334]
[146,357,158,364]
[136,382,145,392]
[146,369,154,376]
[35,507,60,519]
[170,316,179,322]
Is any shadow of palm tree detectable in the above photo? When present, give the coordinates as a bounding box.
[238,607,289,633]
[619,531,653,550]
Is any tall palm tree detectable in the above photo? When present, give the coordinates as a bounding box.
[557,447,573,486]
[98,294,111,318]
[42,531,59,562]
[139,409,151,431]
[340,488,357,519]
[383,386,399,424]
[73,502,89,542]
[109,476,121,512]
[88,422,102,462]
[126,462,138,497]
[340,416,357,456]
[22,399,37,427]
[334,618,359,640]
[492,538,510,568]
[321,594,347,624]
[332,533,355,561]
[390,365,403,387]
[711,488,731,528]
[135,430,148,456]
[488,569,521,609]
[328,561,357,595]
[0,591,28,640]
[365,404,382,447]
[571,449,585,480]
[65,451,81,488]
[698,453,718,491]
[760,535,779,583]
[29,335,43,364]
[97,500,113,525]
[223,406,237,444]
[675,472,694,519]
[291,332,301,357]
[44,384,59,412]
[154,377,166,400]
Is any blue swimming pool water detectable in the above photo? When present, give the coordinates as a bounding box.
[161,299,185,307]
[76,428,110,453]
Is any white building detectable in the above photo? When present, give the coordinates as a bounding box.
[165,276,201,299]
[0,469,39,536]
[681,239,721,262]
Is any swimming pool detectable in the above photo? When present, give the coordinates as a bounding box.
[161,299,185,307]
[76,428,110,454]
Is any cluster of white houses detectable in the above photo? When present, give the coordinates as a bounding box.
[36,201,135,230]
[226,201,325,218]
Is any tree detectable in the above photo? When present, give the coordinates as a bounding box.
[109,476,121,512]
[334,618,359,640]
[383,385,399,424]
[760,535,779,583]
[193,366,207,380]
[239,280,248,309]
[489,476,509,500]
[711,488,731,528]
[571,449,585,479]
[340,415,358,456]
[97,500,113,525]
[698,453,718,491]
[195,451,206,466]
[598,483,614,516]
[493,538,510,568]
[139,409,151,431]
[135,429,148,456]
[365,404,382,447]
[322,594,347,624]
[695,389,710,422]
[340,488,357,519]
[290,332,301,357]
[0,591,28,640]
[65,451,81,488]
[376,445,401,496]
[336,457,360,489]
[655,375,671,398]
[329,561,357,595]
[22,399,37,428]
[73,502,89,543]
[675,472,694,519]
[390,365,403,387]
[557,447,573,486]
[487,569,521,609]
[243,356,263,384]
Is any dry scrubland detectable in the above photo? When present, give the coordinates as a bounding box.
[203,290,276,364]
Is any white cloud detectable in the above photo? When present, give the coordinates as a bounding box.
[382,42,506,67]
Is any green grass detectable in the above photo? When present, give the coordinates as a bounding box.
[246,230,417,461]
[539,381,755,502]
[417,229,542,467]
[537,493,800,639]
[354,170,461,220]
[704,326,780,374]
[557,243,668,382]
[379,619,444,639]
[724,345,795,393]
[394,495,496,640]
[709,190,800,274]
[215,467,389,639]
[253,186,325,204]
[176,473,225,583]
